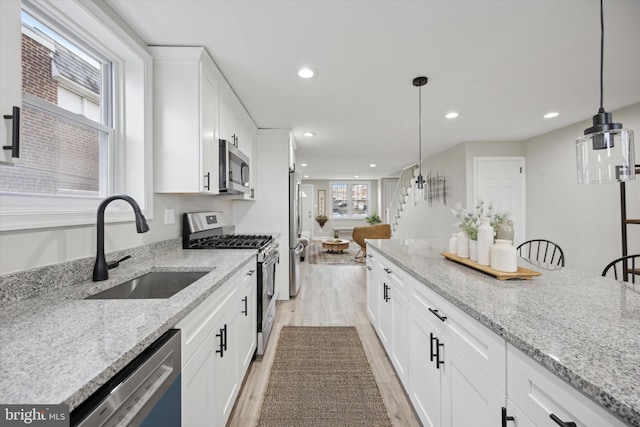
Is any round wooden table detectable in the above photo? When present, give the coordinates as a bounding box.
[322,239,350,253]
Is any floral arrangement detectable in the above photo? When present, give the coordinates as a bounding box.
[315,214,328,228]
[452,201,508,240]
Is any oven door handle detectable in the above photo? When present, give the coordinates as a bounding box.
[262,253,279,268]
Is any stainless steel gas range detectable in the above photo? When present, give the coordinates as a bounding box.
[182,211,279,356]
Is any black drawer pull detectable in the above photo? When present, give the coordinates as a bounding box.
[246,269,256,276]
[366,266,372,271]
[429,332,437,362]
[242,296,248,315]
[383,267,392,274]
[204,172,211,190]
[550,414,577,427]
[3,106,20,158]
[435,339,444,369]
[429,308,447,322]
[215,327,225,357]
[501,407,515,427]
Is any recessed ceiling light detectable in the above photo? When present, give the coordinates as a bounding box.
[301,163,308,167]
[370,164,376,167]
[354,175,359,178]
[544,112,559,119]
[445,112,459,119]
[304,175,309,178]
[298,68,315,79]
[303,132,315,137]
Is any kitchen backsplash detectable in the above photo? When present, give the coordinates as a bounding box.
[0,238,181,303]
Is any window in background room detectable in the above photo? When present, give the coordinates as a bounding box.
[330,182,369,219]
[0,11,112,197]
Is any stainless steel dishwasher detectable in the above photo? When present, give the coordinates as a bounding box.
[70,329,181,427]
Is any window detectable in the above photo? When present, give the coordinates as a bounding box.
[0,0,153,231]
[331,182,369,219]
[0,11,112,197]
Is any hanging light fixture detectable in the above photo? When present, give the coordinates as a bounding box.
[413,76,428,203]
[576,0,635,184]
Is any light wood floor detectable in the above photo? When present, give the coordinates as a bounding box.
[228,261,421,426]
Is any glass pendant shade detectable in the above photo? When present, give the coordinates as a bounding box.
[576,118,635,184]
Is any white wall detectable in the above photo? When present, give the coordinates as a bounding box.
[232,129,291,300]
[524,102,640,275]
[0,194,233,275]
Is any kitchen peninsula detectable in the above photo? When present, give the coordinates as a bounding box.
[367,238,639,427]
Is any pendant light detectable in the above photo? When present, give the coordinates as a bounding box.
[413,76,428,203]
[576,0,635,184]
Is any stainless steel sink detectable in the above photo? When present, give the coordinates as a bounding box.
[86,271,209,299]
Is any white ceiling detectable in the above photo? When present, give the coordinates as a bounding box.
[106,0,640,180]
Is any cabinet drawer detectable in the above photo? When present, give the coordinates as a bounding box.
[413,283,506,392]
[507,344,627,427]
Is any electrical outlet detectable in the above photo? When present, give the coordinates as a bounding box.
[164,209,175,225]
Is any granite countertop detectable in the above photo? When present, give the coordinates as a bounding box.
[0,248,256,411]
[368,238,640,427]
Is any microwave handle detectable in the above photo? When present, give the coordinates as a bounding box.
[241,163,249,185]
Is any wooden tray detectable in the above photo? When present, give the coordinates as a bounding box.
[440,251,541,280]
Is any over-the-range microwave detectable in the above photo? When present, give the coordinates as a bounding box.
[219,139,250,194]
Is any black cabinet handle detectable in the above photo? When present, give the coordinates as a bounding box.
[3,106,20,158]
[204,172,211,190]
[366,266,372,271]
[550,414,577,427]
[383,283,391,302]
[429,308,447,322]
[435,339,444,369]
[215,327,225,357]
[223,323,228,351]
[242,296,248,315]
[383,267,392,274]
[429,332,437,362]
[501,407,515,427]
[246,269,255,276]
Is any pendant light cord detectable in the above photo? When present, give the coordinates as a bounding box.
[418,84,423,178]
[599,0,604,112]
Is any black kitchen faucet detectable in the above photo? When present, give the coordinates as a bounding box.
[92,194,150,281]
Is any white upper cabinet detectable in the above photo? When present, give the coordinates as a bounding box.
[152,46,219,194]
[151,46,256,196]
[0,0,22,165]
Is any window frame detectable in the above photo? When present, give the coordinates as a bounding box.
[330,181,371,219]
[0,0,153,231]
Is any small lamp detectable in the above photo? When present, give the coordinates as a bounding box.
[413,76,428,202]
[576,0,635,184]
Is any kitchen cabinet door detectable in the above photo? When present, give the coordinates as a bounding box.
[377,270,392,352]
[441,340,505,427]
[213,305,239,426]
[182,331,214,426]
[0,0,22,164]
[366,253,380,326]
[152,46,219,194]
[409,308,443,427]
[237,265,257,375]
[219,86,240,146]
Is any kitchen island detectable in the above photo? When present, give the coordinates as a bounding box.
[0,245,256,411]
[367,238,639,426]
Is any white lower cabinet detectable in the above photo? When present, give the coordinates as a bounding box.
[368,248,628,427]
[506,344,627,427]
[177,259,257,426]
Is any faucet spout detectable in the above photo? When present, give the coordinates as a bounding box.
[93,194,150,282]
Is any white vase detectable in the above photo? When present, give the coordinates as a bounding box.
[490,239,517,272]
[448,233,458,253]
[477,217,493,266]
[456,231,469,258]
[469,239,478,261]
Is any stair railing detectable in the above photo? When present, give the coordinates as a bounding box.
[386,164,419,233]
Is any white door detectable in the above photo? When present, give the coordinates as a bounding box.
[473,157,525,245]
[381,178,399,223]
[300,184,314,237]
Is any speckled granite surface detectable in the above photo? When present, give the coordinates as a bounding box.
[368,238,639,427]
[0,247,256,411]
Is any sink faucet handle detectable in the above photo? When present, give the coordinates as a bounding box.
[107,255,132,270]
